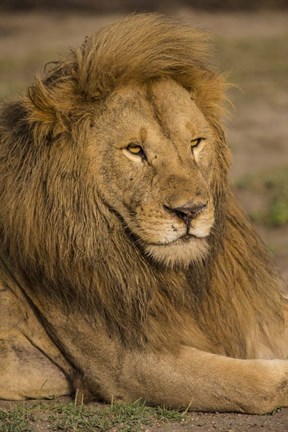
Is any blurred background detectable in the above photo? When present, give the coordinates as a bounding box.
[0,0,287,276]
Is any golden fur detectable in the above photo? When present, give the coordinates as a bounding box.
[0,14,288,412]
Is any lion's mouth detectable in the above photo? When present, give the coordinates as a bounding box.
[178,233,196,243]
[148,232,204,247]
[172,232,206,244]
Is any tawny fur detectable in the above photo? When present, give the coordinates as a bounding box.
[0,14,287,412]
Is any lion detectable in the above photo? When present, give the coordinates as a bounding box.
[0,14,288,414]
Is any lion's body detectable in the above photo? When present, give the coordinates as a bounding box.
[0,14,288,413]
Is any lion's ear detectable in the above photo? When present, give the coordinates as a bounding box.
[24,75,73,135]
[23,57,90,138]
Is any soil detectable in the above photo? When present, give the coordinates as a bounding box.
[0,8,287,432]
[153,410,288,432]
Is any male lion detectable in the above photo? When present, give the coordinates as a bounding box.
[0,14,288,414]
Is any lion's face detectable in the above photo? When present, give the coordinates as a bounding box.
[89,78,216,267]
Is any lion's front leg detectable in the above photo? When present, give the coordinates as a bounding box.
[116,347,288,414]
[46,314,288,414]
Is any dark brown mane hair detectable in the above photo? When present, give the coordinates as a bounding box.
[0,14,283,352]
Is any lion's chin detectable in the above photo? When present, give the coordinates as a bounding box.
[144,236,209,269]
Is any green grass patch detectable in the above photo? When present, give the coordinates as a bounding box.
[236,167,288,227]
[0,400,187,432]
[0,405,34,432]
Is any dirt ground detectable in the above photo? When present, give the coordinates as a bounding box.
[154,410,288,432]
[0,8,287,432]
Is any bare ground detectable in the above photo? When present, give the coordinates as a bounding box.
[0,8,287,431]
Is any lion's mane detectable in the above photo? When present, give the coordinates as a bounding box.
[0,14,283,354]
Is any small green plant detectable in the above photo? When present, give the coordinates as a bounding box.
[236,167,288,227]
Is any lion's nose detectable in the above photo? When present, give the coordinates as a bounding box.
[165,202,207,226]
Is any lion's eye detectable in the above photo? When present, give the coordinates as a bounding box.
[127,143,145,157]
[191,138,203,148]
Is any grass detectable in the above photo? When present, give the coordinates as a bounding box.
[0,400,187,432]
[236,167,288,227]
[0,405,33,432]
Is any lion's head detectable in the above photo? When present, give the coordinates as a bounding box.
[87,77,218,267]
